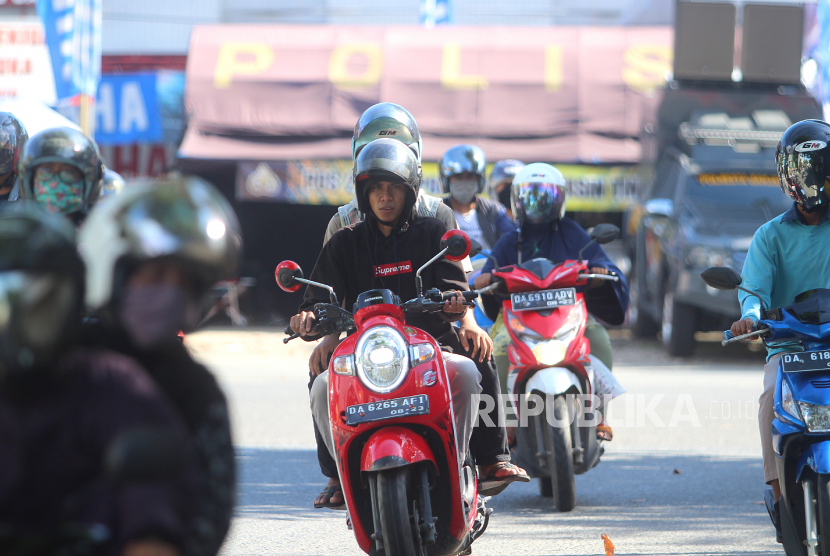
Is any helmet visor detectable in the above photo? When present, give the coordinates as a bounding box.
[513,182,566,224]
[782,150,830,209]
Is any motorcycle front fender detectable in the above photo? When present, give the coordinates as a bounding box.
[525,367,583,397]
[360,426,438,473]
[796,440,830,483]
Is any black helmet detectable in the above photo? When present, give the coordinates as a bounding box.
[18,127,104,222]
[0,112,28,197]
[776,119,830,212]
[353,139,421,222]
[352,103,422,163]
[78,175,243,312]
[439,144,487,194]
[0,203,84,382]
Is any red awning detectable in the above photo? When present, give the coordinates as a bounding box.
[179,24,671,164]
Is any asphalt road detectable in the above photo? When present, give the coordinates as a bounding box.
[185,329,781,556]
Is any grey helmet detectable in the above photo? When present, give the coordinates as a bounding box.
[352,103,422,163]
[0,203,84,381]
[489,159,525,205]
[17,127,104,222]
[353,139,421,222]
[78,175,243,311]
[101,168,126,198]
[439,144,487,194]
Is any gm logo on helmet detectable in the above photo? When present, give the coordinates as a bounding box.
[795,141,828,153]
[372,129,398,138]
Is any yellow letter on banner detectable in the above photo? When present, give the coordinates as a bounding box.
[213,43,274,89]
[544,45,563,92]
[623,45,672,94]
[328,44,383,90]
[441,44,487,90]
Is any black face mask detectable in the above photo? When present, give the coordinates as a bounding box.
[497,185,512,208]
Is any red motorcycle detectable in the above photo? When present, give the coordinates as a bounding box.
[276,230,490,556]
[485,223,623,512]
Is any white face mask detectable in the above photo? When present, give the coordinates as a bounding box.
[449,179,478,204]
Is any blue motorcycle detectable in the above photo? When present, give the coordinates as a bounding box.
[467,249,495,332]
[703,266,830,556]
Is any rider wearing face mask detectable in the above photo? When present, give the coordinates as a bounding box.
[16,127,104,225]
[0,112,27,202]
[77,177,243,556]
[440,145,516,252]
[0,204,195,556]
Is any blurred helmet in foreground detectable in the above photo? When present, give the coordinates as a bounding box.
[511,163,567,225]
[352,103,422,164]
[776,119,830,212]
[101,168,126,198]
[17,127,104,223]
[439,144,487,195]
[0,204,84,382]
[353,139,421,221]
[78,176,243,311]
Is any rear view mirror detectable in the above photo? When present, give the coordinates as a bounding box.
[440,230,472,262]
[468,239,483,258]
[589,224,620,245]
[105,427,183,483]
[701,267,742,290]
[275,261,304,292]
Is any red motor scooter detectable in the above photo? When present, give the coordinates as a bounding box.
[276,230,491,556]
[484,223,624,512]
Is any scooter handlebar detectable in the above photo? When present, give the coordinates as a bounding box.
[721,328,768,346]
[578,273,620,282]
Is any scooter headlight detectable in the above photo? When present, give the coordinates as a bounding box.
[780,380,803,424]
[552,301,584,345]
[355,326,410,393]
[798,402,830,432]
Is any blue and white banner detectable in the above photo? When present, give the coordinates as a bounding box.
[36,0,102,102]
[419,0,451,26]
[95,73,163,145]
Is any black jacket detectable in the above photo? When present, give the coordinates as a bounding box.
[80,322,235,556]
[300,216,469,351]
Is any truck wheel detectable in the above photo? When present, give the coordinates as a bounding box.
[542,395,576,512]
[630,272,660,338]
[377,467,417,556]
[662,290,697,357]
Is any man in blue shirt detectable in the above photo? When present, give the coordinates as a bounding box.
[474,163,628,441]
[731,119,830,543]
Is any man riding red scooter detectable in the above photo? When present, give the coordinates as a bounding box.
[282,139,505,555]
[474,163,628,511]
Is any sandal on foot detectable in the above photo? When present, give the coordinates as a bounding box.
[597,424,613,441]
[479,462,530,496]
[313,484,345,509]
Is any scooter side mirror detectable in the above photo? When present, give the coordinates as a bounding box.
[440,229,472,262]
[589,223,620,245]
[468,239,483,258]
[701,267,742,291]
[275,260,304,292]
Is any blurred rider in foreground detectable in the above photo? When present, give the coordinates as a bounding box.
[730,119,830,543]
[0,112,27,202]
[0,205,193,556]
[16,126,104,224]
[78,177,243,556]
[474,163,628,442]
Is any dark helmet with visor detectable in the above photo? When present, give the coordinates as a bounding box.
[0,203,84,382]
[490,159,524,206]
[511,163,567,225]
[439,144,487,194]
[0,112,28,190]
[776,119,830,212]
[18,127,104,222]
[353,139,421,222]
[352,103,422,164]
